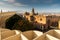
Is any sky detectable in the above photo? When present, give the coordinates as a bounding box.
[0,0,60,13]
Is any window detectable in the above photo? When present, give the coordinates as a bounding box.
[30,16,35,21]
[40,18,42,21]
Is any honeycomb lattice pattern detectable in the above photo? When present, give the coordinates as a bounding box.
[0,28,60,40]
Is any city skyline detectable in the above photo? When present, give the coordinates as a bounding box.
[0,0,60,13]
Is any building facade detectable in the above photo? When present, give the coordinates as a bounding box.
[24,8,46,25]
[23,8,47,30]
[23,8,60,30]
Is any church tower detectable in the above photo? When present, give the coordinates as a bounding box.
[31,8,35,15]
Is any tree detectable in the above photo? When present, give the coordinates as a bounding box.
[5,14,36,31]
[12,19,36,32]
[5,14,22,29]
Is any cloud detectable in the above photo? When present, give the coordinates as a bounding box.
[3,0,27,7]
[0,2,5,5]
[13,3,28,6]
[43,0,53,3]
[32,0,38,3]
[0,1,13,7]
[32,0,53,3]
[3,0,15,3]
[51,4,60,7]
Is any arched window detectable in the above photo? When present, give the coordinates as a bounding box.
[40,18,42,21]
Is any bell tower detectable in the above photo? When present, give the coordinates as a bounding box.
[32,8,35,15]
